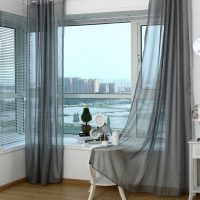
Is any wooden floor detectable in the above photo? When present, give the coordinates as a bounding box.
[0,181,190,200]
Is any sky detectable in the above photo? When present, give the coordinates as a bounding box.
[64,23,131,81]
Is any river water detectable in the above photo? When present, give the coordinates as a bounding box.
[64,99,131,134]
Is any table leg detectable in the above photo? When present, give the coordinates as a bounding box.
[88,165,96,200]
[188,193,194,200]
[88,184,96,200]
[118,186,126,200]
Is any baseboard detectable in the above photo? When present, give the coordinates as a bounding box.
[62,178,89,186]
[0,178,26,191]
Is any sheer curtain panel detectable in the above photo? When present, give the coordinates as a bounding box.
[26,0,65,185]
[90,0,192,196]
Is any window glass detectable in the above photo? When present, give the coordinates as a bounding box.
[0,14,26,146]
[0,27,15,92]
[64,23,132,134]
[141,25,162,90]
[64,23,131,94]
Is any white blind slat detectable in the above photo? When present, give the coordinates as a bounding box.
[0,20,26,146]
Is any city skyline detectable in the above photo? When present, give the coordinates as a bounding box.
[64,77,131,94]
[63,75,131,83]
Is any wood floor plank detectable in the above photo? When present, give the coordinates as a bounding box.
[0,182,189,200]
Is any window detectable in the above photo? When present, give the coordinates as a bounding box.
[136,24,164,139]
[141,25,163,90]
[0,13,26,146]
[64,19,147,135]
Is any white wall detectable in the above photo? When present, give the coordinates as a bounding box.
[192,0,200,139]
[0,147,90,187]
[66,0,148,15]
[0,149,26,186]
[0,0,26,16]
[191,0,200,185]
[64,149,91,180]
[0,148,91,187]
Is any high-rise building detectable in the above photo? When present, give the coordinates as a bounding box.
[82,79,88,93]
[64,77,72,93]
[64,77,128,94]
[99,83,109,93]
[88,79,99,93]
[109,83,118,93]
[93,79,99,93]
[87,79,93,93]
[72,77,81,93]
[117,82,125,93]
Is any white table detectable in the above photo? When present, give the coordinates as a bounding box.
[188,140,200,200]
[82,143,126,200]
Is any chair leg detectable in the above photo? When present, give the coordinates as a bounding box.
[88,184,96,200]
[118,186,126,200]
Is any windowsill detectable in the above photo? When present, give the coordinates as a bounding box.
[0,141,25,155]
[0,136,92,155]
[63,136,93,151]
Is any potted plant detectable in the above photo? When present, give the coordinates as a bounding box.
[81,107,92,136]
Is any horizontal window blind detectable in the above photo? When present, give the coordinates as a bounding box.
[0,12,26,146]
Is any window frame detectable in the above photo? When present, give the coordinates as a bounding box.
[64,17,148,99]
[63,15,148,135]
[0,13,27,146]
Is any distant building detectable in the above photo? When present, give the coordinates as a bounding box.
[92,79,99,93]
[72,77,81,93]
[117,82,125,93]
[77,79,84,93]
[82,79,88,93]
[124,87,131,93]
[64,77,130,94]
[88,79,99,93]
[64,77,72,93]
[109,83,118,93]
[87,79,93,93]
[99,83,109,93]
[64,77,100,93]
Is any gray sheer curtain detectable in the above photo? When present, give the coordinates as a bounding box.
[90,0,192,196]
[26,0,65,184]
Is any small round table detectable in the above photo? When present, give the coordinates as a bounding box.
[82,143,126,200]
